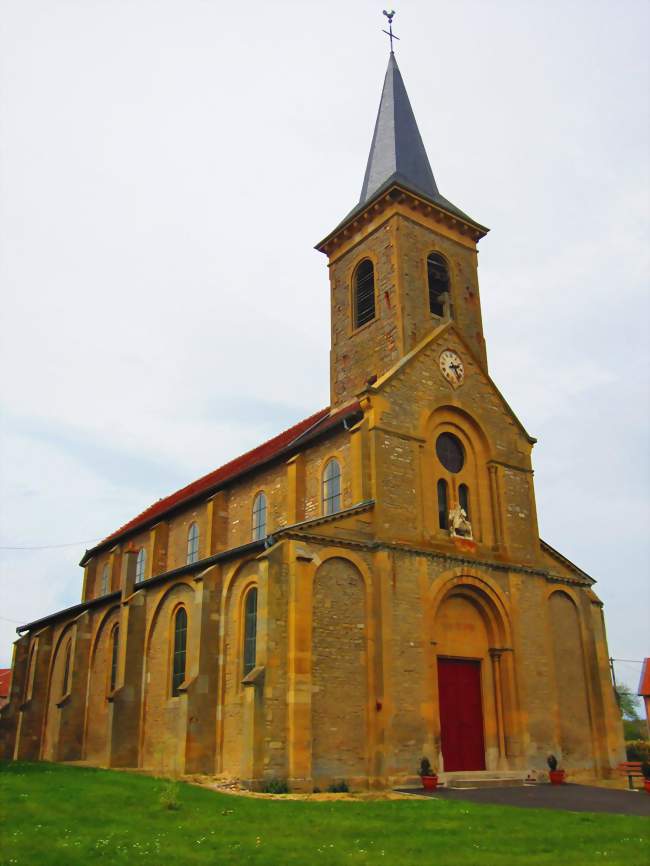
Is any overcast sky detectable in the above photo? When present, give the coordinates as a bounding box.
[0,1,648,699]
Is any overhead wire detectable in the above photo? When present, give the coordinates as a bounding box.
[0,537,101,551]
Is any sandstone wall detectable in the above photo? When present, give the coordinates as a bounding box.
[311,557,368,782]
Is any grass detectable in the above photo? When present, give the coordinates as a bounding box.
[0,762,648,865]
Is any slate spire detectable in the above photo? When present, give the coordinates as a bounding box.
[317,47,485,248]
[360,52,438,205]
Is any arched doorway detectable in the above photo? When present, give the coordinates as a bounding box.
[431,576,513,773]
[435,595,487,771]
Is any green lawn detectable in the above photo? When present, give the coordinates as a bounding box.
[0,762,647,866]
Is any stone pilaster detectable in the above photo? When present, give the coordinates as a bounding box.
[184,565,222,774]
[286,455,305,524]
[108,590,146,768]
[0,635,29,759]
[206,491,229,554]
[287,541,314,790]
[13,627,54,760]
[150,522,169,577]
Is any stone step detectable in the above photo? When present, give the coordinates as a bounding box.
[446,776,527,789]
[439,770,530,789]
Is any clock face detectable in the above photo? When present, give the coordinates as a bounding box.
[439,350,464,388]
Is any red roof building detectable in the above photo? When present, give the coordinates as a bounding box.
[638,658,650,736]
[0,669,11,709]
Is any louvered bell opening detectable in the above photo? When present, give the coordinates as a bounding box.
[355,260,376,328]
[427,253,449,317]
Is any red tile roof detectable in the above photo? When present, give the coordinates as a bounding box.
[82,402,361,563]
[0,669,11,699]
[638,658,650,697]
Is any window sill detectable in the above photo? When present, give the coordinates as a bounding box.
[349,316,377,338]
[170,674,195,699]
[242,665,265,687]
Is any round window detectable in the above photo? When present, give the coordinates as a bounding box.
[436,433,464,473]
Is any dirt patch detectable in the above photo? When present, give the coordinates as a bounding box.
[182,774,424,801]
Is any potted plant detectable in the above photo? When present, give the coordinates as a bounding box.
[547,754,566,785]
[418,757,438,791]
[641,761,650,795]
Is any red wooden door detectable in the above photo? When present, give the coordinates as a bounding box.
[437,658,486,771]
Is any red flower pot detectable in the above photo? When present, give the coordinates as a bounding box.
[644,779,650,795]
[549,770,566,785]
[421,775,438,791]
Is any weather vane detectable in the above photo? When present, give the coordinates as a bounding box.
[382,9,400,53]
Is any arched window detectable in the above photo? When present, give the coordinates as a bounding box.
[109,625,119,692]
[251,492,267,541]
[427,253,450,317]
[186,523,199,564]
[61,640,72,697]
[100,564,110,596]
[437,479,449,530]
[322,458,342,515]
[354,259,375,328]
[459,483,470,519]
[243,587,258,676]
[171,607,187,696]
[135,548,146,583]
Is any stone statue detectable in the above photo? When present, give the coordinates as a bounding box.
[449,503,472,539]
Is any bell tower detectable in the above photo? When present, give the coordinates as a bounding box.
[317,52,490,409]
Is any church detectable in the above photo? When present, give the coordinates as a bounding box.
[0,46,625,788]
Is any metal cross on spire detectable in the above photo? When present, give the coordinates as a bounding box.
[382,9,400,53]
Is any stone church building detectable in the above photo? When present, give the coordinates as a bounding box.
[0,52,624,787]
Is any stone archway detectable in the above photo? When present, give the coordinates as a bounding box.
[547,590,594,769]
[219,561,260,779]
[435,595,488,771]
[141,582,194,774]
[85,607,120,765]
[429,573,515,773]
[42,624,76,762]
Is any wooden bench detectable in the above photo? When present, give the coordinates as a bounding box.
[617,761,644,789]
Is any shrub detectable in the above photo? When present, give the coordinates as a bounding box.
[418,757,435,777]
[326,780,349,793]
[262,778,289,794]
[641,762,650,781]
[547,754,559,772]
[159,779,180,811]
[626,740,650,762]
[623,719,648,741]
